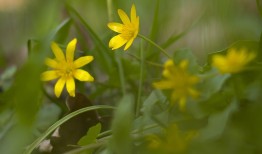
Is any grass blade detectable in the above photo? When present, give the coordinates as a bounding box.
[24,105,115,154]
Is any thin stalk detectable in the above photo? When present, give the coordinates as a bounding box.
[138,34,172,59]
[115,52,126,96]
[136,40,144,116]
[127,53,163,67]
[107,0,113,21]
[97,130,112,139]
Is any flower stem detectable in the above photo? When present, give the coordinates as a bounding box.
[106,0,113,21]
[136,40,144,117]
[127,53,163,67]
[138,33,172,59]
[115,52,126,96]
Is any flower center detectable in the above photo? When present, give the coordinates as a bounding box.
[59,62,75,78]
[121,24,136,40]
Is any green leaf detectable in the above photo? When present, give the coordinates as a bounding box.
[149,0,159,41]
[78,123,101,146]
[173,48,200,73]
[0,66,16,91]
[76,123,102,154]
[199,100,238,141]
[24,105,115,154]
[141,90,166,116]
[51,18,72,43]
[199,68,230,101]
[145,0,160,58]
[109,95,134,154]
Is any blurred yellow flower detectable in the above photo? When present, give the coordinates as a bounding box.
[153,59,199,110]
[147,124,197,154]
[41,38,94,97]
[107,4,139,50]
[212,48,256,74]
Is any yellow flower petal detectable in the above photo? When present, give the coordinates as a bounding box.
[170,91,180,104]
[66,77,75,97]
[136,16,140,29]
[130,4,137,23]
[178,97,186,111]
[51,42,65,61]
[109,35,127,50]
[188,76,199,84]
[164,59,174,68]
[45,58,58,68]
[54,77,66,97]
[246,51,256,62]
[66,38,77,62]
[124,37,135,50]
[134,16,139,37]
[118,9,130,24]
[212,48,256,74]
[179,60,188,69]
[108,22,123,33]
[74,56,94,68]
[41,70,59,81]
[188,88,200,98]
[108,4,139,51]
[74,69,94,81]
[153,80,174,89]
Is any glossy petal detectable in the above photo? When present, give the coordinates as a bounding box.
[74,56,94,68]
[124,37,135,50]
[51,42,65,61]
[54,77,66,97]
[45,58,58,69]
[41,70,59,81]
[66,77,75,97]
[109,35,127,50]
[118,9,130,24]
[66,38,77,62]
[108,22,123,33]
[130,4,137,23]
[134,16,139,36]
[74,69,94,81]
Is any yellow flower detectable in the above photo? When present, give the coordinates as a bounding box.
[147,124,197,154]
[153,59,199,110]
[212,48,256,74]
[107,4,139,50]
[41,38,94,97]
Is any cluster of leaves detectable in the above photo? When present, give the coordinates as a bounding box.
[0,0,262,154]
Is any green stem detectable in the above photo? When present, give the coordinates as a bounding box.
[127,53,163,67]
[138,34,172,59]
[107,0,113,21]
[97,130,112,139]
[115,53,126,96]
[136,40,144,116]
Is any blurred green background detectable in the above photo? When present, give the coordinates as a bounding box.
[0,0,261,69]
